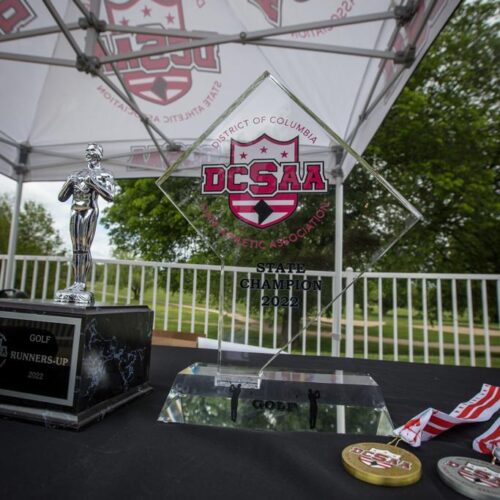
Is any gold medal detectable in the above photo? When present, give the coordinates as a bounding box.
[342,442,422,487]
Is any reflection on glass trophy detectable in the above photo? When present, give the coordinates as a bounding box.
[55,143,115,305]
[156,72,421,433]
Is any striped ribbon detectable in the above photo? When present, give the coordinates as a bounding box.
[473,416,500,457]
[393,384,500,451]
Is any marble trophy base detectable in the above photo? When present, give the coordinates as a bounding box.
[158,363,394,434]
[0,299,153,429]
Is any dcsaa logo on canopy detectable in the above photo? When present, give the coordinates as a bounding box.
[0,0,36,34]
[99,0,220,106]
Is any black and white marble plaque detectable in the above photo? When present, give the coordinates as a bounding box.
[0,299,153,429]
[0,312,80,405]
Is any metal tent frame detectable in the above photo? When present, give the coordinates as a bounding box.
[0,0,451,352]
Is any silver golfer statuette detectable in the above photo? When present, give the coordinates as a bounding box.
[55,143,115,305]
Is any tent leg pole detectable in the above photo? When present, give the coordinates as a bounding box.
[334,179,345,433]
[332,178,344,357]
[4,177,23,289]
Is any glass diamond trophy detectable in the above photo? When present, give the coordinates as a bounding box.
[156,72,421,433]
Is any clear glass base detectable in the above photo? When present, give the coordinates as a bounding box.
[158,363,393,434]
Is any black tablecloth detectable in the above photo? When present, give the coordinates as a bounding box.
[1,346,498,499]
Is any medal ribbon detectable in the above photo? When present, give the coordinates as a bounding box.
[472,416,500,457]
[393,384,500,448]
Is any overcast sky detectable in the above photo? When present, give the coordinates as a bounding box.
[1,178,113,259]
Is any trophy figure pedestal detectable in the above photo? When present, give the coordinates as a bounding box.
[54,283,94,305]
[0,299,153,429]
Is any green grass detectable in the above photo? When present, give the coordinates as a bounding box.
[86,280,499,368]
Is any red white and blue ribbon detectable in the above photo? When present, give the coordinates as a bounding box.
[393,384,500,449]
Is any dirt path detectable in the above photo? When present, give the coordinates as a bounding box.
[426,324,500,337]
[166,303,500,348]
[352,334,500,353]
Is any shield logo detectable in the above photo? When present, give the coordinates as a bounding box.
[459,463,500,488]
[358,448,400,469]
[228,134,299,229]
[0,0,36,34]
[104,0,192,105]
[249,0,283,27]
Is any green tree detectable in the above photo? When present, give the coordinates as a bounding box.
[0,194,65,256]
[0,197,10,253]
[366,0,499,273]
[102,178,199,262]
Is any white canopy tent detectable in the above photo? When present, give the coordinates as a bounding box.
[0,0,459,291]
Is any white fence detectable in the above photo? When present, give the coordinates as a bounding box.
[1,255,498,368]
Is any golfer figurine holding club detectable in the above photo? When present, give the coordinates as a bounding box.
[55,143,115,305]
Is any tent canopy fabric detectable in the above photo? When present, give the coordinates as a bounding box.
[0,0,459,183]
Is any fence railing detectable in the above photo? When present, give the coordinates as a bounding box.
[1,255,498,368]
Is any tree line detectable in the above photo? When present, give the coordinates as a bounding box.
[0,194,64,256]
